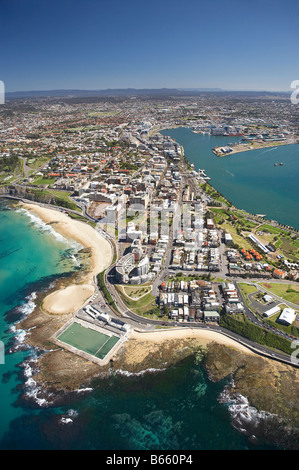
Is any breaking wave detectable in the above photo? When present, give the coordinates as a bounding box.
[218,380,281,444]
[18,291,37,318]
[115,367,167,377]
[21,355,54,407]
[76,387,93,393]
[59,409,79,425]
[17,207,82,251]
[8,291,37,352]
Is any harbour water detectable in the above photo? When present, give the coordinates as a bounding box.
[0,200,282,450]
[160,127,299,230]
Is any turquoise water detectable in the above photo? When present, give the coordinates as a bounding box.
[0,200,81,443]
[160,128,299,230]
[0,200,283,450]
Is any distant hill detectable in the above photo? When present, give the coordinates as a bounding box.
[5,88,290,100]
[177,88,223,92]
[6,88,187,99]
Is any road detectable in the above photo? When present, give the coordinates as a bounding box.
[254,282,299,310]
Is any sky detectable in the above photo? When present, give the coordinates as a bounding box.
[0,0,298,92]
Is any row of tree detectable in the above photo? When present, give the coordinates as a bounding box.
[221,314,293,355]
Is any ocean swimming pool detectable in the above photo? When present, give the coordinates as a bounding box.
[57,321,120,361]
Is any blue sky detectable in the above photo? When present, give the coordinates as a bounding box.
[0,0,298,92]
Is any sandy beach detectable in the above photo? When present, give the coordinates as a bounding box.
[128,328,256,358]
[21,203,113,315]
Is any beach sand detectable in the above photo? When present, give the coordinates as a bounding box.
[127,328,256,360]
[21,203,113,315]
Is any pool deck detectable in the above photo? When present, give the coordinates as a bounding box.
[51,317,131,366]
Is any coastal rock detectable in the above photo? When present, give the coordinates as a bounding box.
[33,349,105,393]
[203,342,299,449]
[16,284,299,450]
[111,337,205,375]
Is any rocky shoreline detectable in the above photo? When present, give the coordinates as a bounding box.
[12,290,299,450]
[16,292,299,437]
[8,203,299,450]
[203,343,299,449]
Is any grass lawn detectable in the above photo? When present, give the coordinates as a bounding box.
[26,155,52,171]
[122,285,152,300]
[238,282,258,296]
[258,224,285,235]
[238,283,259,312]
[67,212,88,221]
[253,230,277,246]
[210,208,230,224]
[200,182,229,205]
[32,176,56,186]
[221,223,253,250]
[279,237,299,261]
[258,282,299,305]
[46,190,80,211]
[116,285,160,318]
[231,211,259,229]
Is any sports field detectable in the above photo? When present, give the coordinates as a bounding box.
[57,321,120,359]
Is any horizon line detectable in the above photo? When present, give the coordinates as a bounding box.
[5,86,291,95]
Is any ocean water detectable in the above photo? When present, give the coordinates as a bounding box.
[0,200,282,450]
[160,128,299,230]
[0,200,82,443]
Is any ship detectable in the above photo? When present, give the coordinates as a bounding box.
[274,162,284,166]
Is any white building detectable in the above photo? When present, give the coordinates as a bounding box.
[263,305,281,318]
[136,255,150,276]
[277,308,296,326]
[224,233,233,245]
[248,233,269,253]
[115,253,135,283]
[127,222,143,241]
